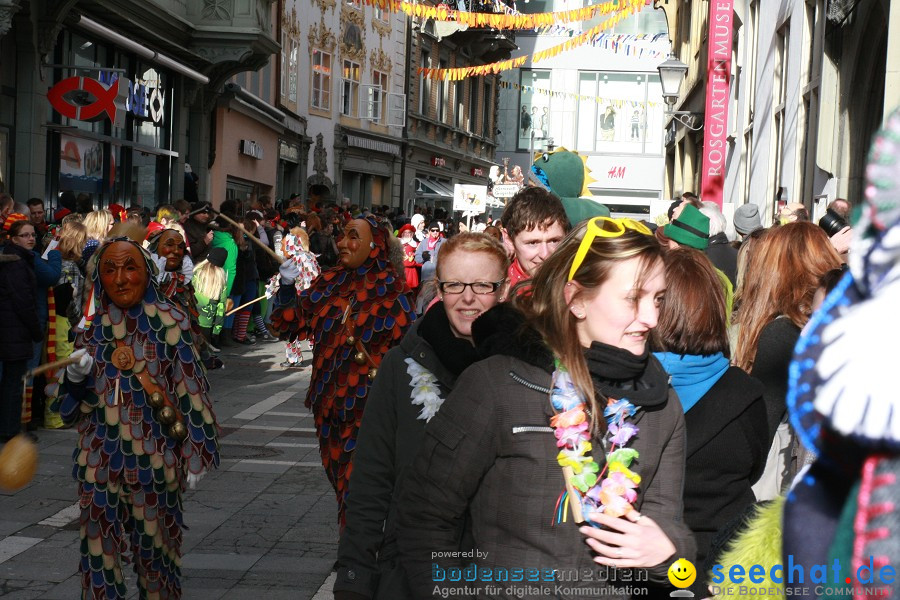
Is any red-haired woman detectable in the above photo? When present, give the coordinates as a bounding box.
[733,221,842,494]
[653,248,768,590]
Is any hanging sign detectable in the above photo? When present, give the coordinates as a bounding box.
[699,0,735,208]
[47,76,130,128]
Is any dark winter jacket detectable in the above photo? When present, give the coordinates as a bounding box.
[33,248,62,327]
[336,303,480,600]
[751,317,801,440]
[681,367,768,588]
[0,244,43,361]
[705,232,738,287]
[184,218,211,262]
[309,229,338,269]
[397,305,695,599]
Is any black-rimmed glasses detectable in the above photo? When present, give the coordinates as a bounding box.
[437,280,505,294]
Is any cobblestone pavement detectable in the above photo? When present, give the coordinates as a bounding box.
[0,341,341,599]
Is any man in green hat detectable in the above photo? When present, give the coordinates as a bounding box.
[664,204,734,318]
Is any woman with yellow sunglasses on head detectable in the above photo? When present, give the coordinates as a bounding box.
[398,217,695,599]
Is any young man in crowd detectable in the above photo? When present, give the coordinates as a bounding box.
[500,187,570,289]
[27,198,48,238]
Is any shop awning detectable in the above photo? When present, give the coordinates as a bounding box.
[415,177,453,198]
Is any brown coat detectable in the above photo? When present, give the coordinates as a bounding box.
[397,352,696,600]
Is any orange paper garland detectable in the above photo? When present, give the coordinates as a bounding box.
[418,1,644,81]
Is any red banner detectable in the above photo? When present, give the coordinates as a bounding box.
[700,0,734,208]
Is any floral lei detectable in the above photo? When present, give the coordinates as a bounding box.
[405,358,444,422]
[551,361,641,525]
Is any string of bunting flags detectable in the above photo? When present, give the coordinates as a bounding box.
[419,0,645,80]
[499,80,661,108]
[359,0,639,30]
[399,0,624,29]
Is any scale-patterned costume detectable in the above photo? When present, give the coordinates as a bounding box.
[56,241,220,600]
[270,218,414,523]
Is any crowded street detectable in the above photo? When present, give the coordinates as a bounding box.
[0,342,340,599]
[1,0,899,598]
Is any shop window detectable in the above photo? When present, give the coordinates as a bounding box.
[312,50,332,110]
[517,70,550,150]
[341,60,360,117]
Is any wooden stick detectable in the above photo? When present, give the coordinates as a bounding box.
[23,354,81,380]
[562,466,586,524]
[212,211,282,263]
[225,294,266,316]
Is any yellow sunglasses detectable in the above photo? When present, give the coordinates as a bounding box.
[567,217,653,282]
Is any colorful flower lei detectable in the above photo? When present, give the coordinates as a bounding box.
[550,362,641,525]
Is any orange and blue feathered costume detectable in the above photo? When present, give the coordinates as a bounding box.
[271,217,414,524]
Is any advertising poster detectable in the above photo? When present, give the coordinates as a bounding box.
[60,134,104,195]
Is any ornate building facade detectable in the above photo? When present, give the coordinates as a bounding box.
[284,0,407,208]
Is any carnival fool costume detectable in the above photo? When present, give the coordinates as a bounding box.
[57,238,220,599]
[271,217,414,523]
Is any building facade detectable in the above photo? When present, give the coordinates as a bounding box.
[658,0,900,226]
[278,0,407,209]
[402,7,514,216]
[0,0,278,210]
[496,7,670,219]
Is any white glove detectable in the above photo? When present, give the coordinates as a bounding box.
[279,259,300,285]
[180,255,194,283]
[186,469,207,490]
[66,349,94,383]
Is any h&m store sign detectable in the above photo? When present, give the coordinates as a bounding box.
[47,72,166,128]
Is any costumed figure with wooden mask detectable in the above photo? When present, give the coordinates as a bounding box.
[55,237,220,599]
[271,216,414,524]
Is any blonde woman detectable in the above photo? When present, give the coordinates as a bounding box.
[192,247,229,353]
[81,209,114,263]
[43,221,88,428]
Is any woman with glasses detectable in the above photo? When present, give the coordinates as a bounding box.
[334,233,509,600]
[397,218,695,598]
[0,221,43,442]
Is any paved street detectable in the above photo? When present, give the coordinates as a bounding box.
[0,342,341,599]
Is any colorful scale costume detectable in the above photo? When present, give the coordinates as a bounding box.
[271,218,414,523]
[56,241,219,599]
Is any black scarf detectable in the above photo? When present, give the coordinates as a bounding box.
[418,302,482,377]
[584,341,669,408]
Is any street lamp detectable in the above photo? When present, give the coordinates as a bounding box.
[657,53,702,130]
[657,53,689,110]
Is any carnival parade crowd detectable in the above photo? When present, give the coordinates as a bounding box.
[0,111,899,600]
